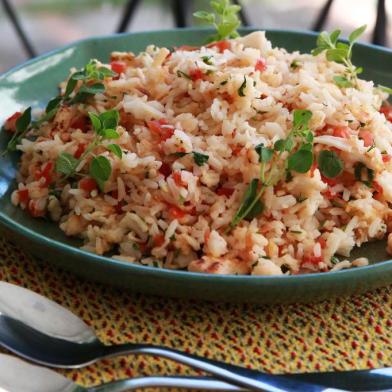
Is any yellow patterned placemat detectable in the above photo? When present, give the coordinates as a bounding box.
[0,236,391,389]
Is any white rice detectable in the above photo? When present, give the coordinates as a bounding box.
[9,31,392,275]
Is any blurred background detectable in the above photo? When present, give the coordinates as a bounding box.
[1,0,391,73]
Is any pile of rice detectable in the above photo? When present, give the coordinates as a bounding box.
[9,31,392,275]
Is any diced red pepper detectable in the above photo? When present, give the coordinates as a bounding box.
[332,126,350,138]
[216,187,234,197]
[189,68,204,81]
[119,110,133,130]
[176,45,199,52]
[255,58,267,72]
[153,234,165,247]
[359,130,374,147]
[28,200,45,218]
[380,105,392,122]
[18,189,29,204]
[302,255,323,265]
[172,171,186,187]
[4,111,22,133]
[207,40,231,53]
[147,119,174,141]
[79,177,98,193]
[110,61,127,75]
[204,229,211,244]
[231,145,242,156]
[168,206,186,219]
[382,154,391,163]
[321,174,337,186]
[159,162,172,178]
[373,181,383,194]
[74,143,86,159]
[34,161,54,187]
[318,237,327,249]
[339,171,356,187]
[221,92,234,104]
[323,189,335,200]
[70,116,89,132]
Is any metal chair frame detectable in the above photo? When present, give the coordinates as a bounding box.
[2,0,388,60]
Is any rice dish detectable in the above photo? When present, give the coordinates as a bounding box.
[6,31,392,275]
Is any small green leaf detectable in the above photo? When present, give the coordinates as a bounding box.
[245,199,264,220]
[333,75,353,88]
[46,97,61,113]
[79,83,105,95]
[329,29,341,45]
[102,129,120,140]
[193,10,215,24]
[238,76,247,97]
[16,107,31,133]
[288,148,313,173]
[65,77,78,97]
[193,151,209,166]
[89,112,102,133]
[317,150,344,178]
[293,109,312,131]
[274,139,286,152]
[107,144,122,159]
[98,66,117,78]
[255,143,273,163]
[348,24,366,43]
[285,137,295,152]
[89,156,112,191]
[306,132,314,143]
[231,178,260,227]
[326,48,348,63]
[311,46,326,56]
[70,70,86,80]
[100,109,119,130]
[55,152,79,176]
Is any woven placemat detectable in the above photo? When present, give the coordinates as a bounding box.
[0,237,391,388]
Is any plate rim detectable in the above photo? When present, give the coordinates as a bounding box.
[1,27,392,284]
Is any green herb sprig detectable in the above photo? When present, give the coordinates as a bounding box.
[3,107,32,153]
[193,0,241,42]
[55,109,122,191]
[312,25,366,88]
[228,109,314,230]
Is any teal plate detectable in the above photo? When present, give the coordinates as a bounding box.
[1,28,392,303]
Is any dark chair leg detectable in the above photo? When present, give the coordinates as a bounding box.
[372,0,387,46]
[172,0,188,28]
[1,0,36,58]
[312,0,335,31]
[116,0,142,33]
[233,0,250,26]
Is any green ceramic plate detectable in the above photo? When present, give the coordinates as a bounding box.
[1,28,392,303]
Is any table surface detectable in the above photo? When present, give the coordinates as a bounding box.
[0,237,391,389]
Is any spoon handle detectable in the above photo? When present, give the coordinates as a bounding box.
[102,344,326,392]
[89,376,247,392]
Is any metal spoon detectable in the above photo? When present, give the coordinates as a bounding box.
[0,282,390,391]
[0,282,325,392]
[0,353,248,391]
